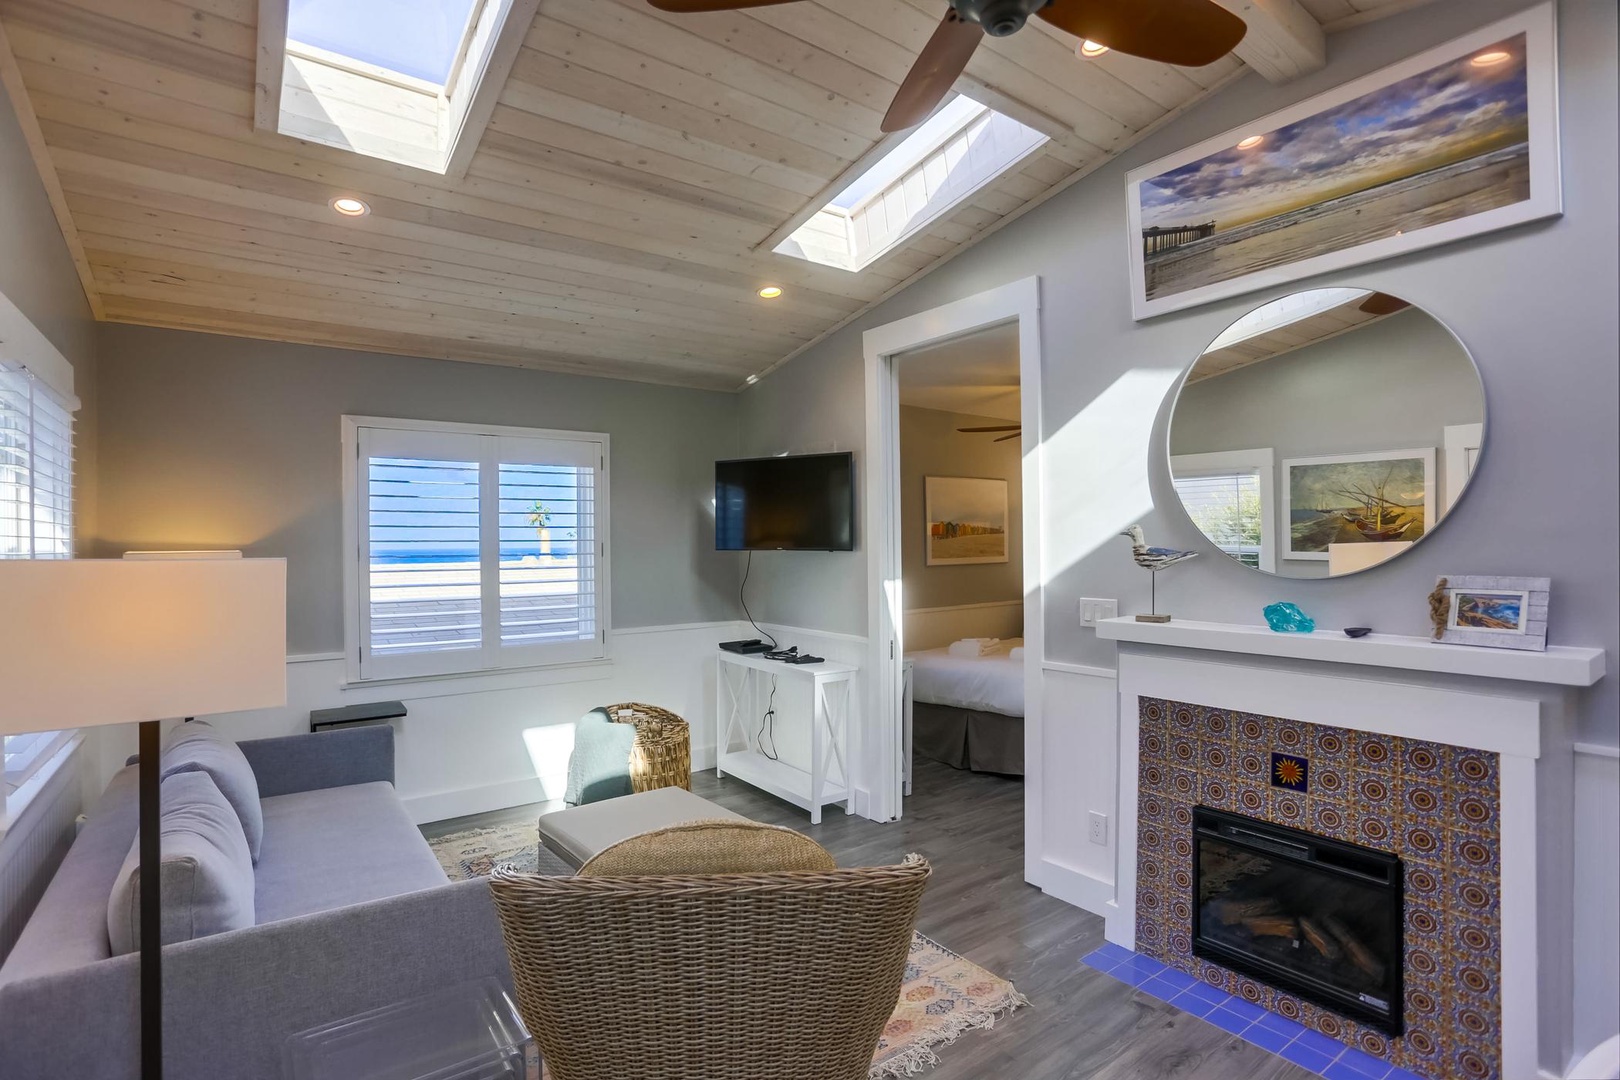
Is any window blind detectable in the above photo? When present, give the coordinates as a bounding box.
[0,361,73,560]
[1173,470,1263,568]
[1,359,76,796]
[351,420,608,681]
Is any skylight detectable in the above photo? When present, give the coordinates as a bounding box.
[258,0,535,175]
[775,95,1049,273]
[287,0,478,87]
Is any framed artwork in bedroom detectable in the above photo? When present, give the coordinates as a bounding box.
[1124,3,1561,320]
[925,476,1008,566]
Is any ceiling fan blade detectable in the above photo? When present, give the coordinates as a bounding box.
[882,9,984,133]
[646,0,801,11]
[1037,0,1247,67]
[993,432,1022,443]
[1358,292,1411,316]
[958,425,1022,432]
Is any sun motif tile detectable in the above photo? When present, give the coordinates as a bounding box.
[1135,697,1503,1080]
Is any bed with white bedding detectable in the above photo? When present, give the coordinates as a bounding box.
[905,638,1024,776]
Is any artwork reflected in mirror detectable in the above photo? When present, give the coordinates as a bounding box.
[1167,288,1485,579]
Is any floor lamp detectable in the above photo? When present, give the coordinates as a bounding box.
[0,557,287,1080]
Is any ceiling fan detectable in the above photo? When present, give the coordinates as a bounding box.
[959,423,1022,443]
[647,0,1249,132]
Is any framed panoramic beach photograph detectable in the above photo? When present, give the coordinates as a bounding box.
[925,476,1009,566]
[1434,574,1551,651]
[1282,449,1435,561]
[1125,3,1561,320]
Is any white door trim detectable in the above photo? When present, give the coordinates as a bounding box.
[862,276,1043,832]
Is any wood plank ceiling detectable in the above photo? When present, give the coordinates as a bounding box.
[0,0,1433,391]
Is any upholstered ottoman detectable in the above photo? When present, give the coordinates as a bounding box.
[535,786,745,870]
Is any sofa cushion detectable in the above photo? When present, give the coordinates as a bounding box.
[537,786,746,869]
[107,769,256,955]
[254,782,449,923]
[162,720,265,862]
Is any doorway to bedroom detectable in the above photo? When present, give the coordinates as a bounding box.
[894,323,1028,792]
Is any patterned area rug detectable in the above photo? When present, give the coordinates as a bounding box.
[428,821,1028,1078]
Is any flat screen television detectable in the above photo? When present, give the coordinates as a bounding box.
[715,452,855,552]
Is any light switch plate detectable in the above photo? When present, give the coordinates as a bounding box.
[1088,811,1108,845]
[1078,598,1119,627]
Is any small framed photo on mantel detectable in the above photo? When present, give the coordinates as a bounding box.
[1431,575,1550,652]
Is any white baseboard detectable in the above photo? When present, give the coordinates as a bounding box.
[1032,857,1114,917]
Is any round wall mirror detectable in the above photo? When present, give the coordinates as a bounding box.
[1167,288,1484,578]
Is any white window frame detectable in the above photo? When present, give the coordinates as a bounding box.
[341,415,611,684]
[1170,448,1277,574]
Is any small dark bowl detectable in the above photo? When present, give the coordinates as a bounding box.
[1343,627,1373,639]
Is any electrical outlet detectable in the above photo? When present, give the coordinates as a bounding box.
[1088,811,1108,846]
[1078,598,1119,627]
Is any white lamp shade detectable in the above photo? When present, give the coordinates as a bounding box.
[0,559,287,736]
[1327,541,1413,576]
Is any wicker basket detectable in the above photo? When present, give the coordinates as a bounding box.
[604,702,691,793]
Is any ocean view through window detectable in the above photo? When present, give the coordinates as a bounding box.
[345,417,608,681]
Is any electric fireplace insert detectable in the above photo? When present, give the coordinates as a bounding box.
[1193,806,1404,1035]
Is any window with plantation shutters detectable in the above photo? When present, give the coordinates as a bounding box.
[1173,470,1264,567]
[344,417,609,681]
[2,359,77,798]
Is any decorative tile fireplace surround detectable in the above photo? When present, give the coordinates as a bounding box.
[1096,618,1606,1080]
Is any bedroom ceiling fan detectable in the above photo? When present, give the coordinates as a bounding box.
[645,0,1250,132]
[959,424,1022,443]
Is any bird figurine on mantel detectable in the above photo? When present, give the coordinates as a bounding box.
[1120,524,1198,624]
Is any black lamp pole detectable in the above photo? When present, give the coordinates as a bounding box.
[138,720,162,1079]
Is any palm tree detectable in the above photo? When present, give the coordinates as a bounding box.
[528,501,553,557]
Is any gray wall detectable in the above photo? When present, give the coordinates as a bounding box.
[0,75,97,547]
[94,324,742,652]
[738,0,1618,747]
[900,406,1023,609]
[1170,307,1485,578]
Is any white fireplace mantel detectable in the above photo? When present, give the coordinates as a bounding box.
[1097,616,1606,687]
[1100,621,1601,1079]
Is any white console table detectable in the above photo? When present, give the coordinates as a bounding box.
[715,650,856,825]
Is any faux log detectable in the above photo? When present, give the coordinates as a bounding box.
[1324,915,1385,982]
[1211,897,1282,925]
[1299,916,1343,961]
[1242,915,1300,940]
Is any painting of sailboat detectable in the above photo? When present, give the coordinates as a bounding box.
[1283,450,1435,560]
[1125,5,1560,319]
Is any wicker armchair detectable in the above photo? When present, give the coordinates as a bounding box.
[489,823,930,1080]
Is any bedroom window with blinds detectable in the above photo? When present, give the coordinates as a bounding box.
[2,359,77,798]
[343,417,609,681]
[1173,471,1264,568]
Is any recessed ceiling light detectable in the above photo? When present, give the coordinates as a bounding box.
[757,286,783,299]
[1236,135,1265,150]
[1470,50,1511,66]
[331,197,370,217]
[1078,40,1110,58]
[745,374,760,385]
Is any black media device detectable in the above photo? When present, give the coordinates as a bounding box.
[784,653,825,665]
[719,638,772,655]
[715,452,855,552]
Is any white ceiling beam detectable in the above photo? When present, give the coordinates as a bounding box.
[1215,0,1328,84]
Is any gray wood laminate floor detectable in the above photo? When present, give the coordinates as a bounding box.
[425,759,1315,1080]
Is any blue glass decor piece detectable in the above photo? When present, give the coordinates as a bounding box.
[1263,602,1315,633]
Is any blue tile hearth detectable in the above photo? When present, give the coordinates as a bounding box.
[1081,948,1432,1080]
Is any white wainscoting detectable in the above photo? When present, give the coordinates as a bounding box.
[80,620,874,827]
[1028,661,1118,914]
[1572,746,1620,1075]
[85,623,734,824]
[0,738,85,963]
[903,601,1024,652]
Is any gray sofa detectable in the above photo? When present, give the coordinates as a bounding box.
[0,726,514,1080]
